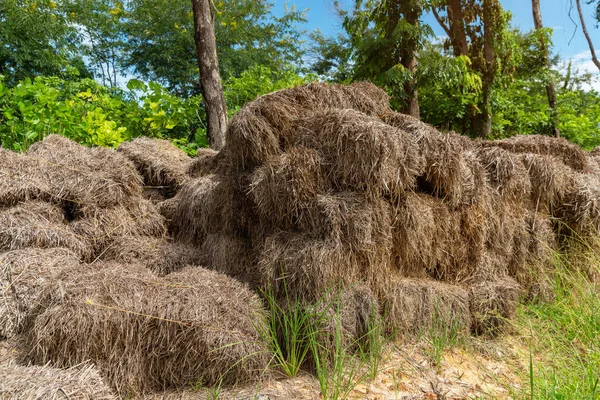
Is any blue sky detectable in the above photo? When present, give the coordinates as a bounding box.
[273,0,599,81]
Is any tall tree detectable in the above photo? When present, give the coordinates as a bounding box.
[341,0,428,117]
[191,0,227,149]
[124,0,307,96]
[531,0,559,137]
[576,0,600,71]
[0,0,89,85]
[431,0,503,137]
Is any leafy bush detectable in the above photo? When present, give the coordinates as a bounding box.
[0,75,204,152]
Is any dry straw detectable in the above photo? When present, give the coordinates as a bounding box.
[479,134,591,172]
[381,278,471,336]
[100,236,203,276]
[0,248,81,339]
[70,199,167,259]
[25,264,270,395]
[27,134,143,207]
[249,147,326,229]
[469,278,521,335]
[0,362,116,400]
[118,137,190,189]
[292,109,423,198]
[0,202,90,259]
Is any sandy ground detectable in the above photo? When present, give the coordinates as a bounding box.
[147,337,527,400]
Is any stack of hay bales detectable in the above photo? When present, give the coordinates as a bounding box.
[0,135,273,397]
[172,82,600,337]
[0,135,201,275]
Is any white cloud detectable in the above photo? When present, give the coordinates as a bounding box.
[566,50,600,92]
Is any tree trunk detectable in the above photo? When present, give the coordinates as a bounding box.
[473,0,496,138]
[399,0,420,118]
[446,0,468,57]
[532,0,560,137]
[576,0,600,71]
[191,0,227,150]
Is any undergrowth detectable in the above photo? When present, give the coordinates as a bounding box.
[513,238,600,399]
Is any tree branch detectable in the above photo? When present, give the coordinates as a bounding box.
[431,6,451,38]
[576,0,600,71]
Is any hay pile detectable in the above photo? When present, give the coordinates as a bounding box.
[24,263,270,396]
[0,361,115,400]
[0,135,200,272]
[171,81,600,338]
[118,137,191,202]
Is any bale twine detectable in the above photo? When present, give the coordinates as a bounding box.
[117,137,190,190]
[0,362,116,400]
[479,134,591,172]
[0,248,81,339]
[293,109,423,198]
[469,278,521,336]
[24,264,271,395]
[0,202,90,260]
[381,278,471,336]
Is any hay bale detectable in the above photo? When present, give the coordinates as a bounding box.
[591,146,600,156]
[392,192,466,280]
[469,278,521,335]
[259,232,392,302]
[383,113,477,206]
[100,236,203,276]
[201,234,258,286]
[554,172,600,237]
[309,284,381,354]
[293,109,423,198]
[187,147,223,178]
[249,147,327,229]
[300,192,393,251]
[0,202,90,259]
[521,153,574,212]
[381,278,471,336]
[27,134,143,207]
[171,174,254,243]
[70,199,166,258]
[0,248,81,339]
[226,82,392,170]
[25,264,270,395]
[157,192,182,225]
[118,137,190,189]
[0,148,52,206]
[480,134,591,172]
[0,362,115,399]
[475,146,531,201]
[341,81,391,116]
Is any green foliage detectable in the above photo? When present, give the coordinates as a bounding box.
[224,65,316,116]
[0,76,205,151]
[418,46,482,131]
[0,0,90,86]
[515,240,600,399]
